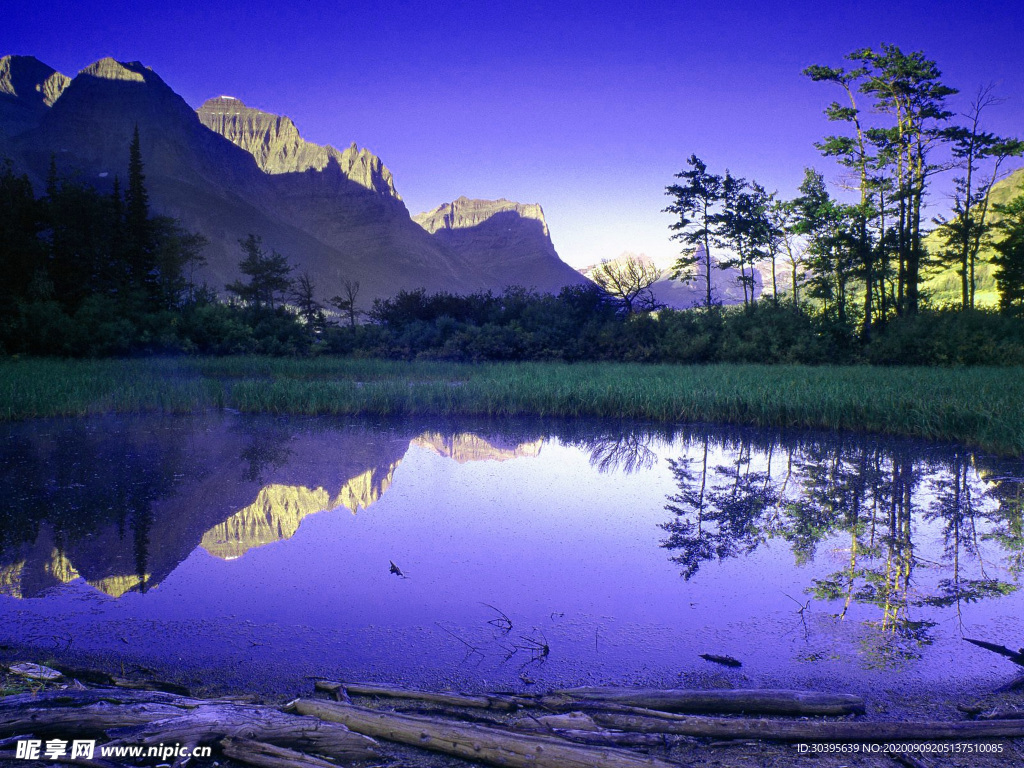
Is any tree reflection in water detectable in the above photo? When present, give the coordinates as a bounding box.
[659,433,1023,668]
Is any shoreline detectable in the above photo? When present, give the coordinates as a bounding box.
[2,357,1023,455]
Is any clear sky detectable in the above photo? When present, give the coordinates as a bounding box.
[4,0,1023,268]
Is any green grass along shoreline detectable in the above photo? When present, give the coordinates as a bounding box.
[2,357,1023,456]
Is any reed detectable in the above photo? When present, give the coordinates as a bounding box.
[2,357,1021,454]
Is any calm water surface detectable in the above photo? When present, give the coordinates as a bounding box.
[1,414,1021,697]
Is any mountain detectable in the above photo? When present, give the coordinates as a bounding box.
[197,96,399,197]
[580,250,759,309]
[0,55,69,155]
[0,56,588,303]
[414,197,590,293]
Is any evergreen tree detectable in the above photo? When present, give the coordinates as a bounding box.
[934,88,1023,309]
[0,161,44,309]
[226,234,293,310]
[125,125,156,300]
[793,169,857,322]
[804,60,876,331]
[991,196,1024,316]
[664,155,723,307]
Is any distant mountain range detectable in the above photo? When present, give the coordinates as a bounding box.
[578,250,761,309]
[0,55,588,304]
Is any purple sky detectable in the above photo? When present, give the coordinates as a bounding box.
[5,0,1023,268]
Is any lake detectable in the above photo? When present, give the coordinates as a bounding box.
[1,414,1021,700]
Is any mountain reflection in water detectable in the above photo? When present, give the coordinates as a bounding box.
[0,415,1021,692]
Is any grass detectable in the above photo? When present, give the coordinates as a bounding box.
[2,357,1023,455]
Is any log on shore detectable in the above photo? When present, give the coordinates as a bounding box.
[588,709,1024,741]
[219,737,349,768]
[0,702,185,738]
[546,687,866,716]
[107,703,379,762]
[291,699,681,768]
[977,709,1024,721]
[515,712,667,746]
[330,681,520,711]
[0,688,199,711]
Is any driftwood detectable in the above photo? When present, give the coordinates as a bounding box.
[0,688,195,711]
[965,637,1024,666]
[587,708,1024,741]
[997,675,1024,693]
[291,699,681,768]
[47,664,192,695]
[976,709,1024,721]
[543,687,866,716]
[330,681,520,711]
[514,714,666,747]
[219,737,351,768]
[0,687,379,763]
[0,702,185,737]
[0,750,124,768]
[107,703,379,762]
[543,729,667,748]
[887,753,930,768]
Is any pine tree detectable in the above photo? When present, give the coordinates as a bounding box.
[664,155,723,307]
[991,196,1024,316]
[226,234,293,310]
[125,125,155,298]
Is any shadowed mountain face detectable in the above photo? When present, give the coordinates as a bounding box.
[0,417,546,597]
[1,56,587,302]
[414,197,591,294]
[0,55,70,154]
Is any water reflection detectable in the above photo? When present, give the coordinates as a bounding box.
[659,433,1023,666]
[1,416,1022,688]
[0,417,546,596]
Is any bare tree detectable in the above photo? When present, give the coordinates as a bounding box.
[590,256,661,315]
[291,271,325,333]
[330,279,363,327]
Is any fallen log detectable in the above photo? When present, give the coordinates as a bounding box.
[524,712,602,732]
[0,702,185,737]
[965,637,1024,667]
[996,675,1024,693]
[290,699,681,768]
[329,681,520,712]
[0,749,123,768]
[587,708,1024,741]
[0,687,198,711]
[976,709,1024,721]
[106,703,380,762]
[544,687,866,716]
[514,711,666,746]
[546,729,667,748]
[219,737,348,768]
[887,752,930,768]
[47,664,192,695]
[0,689,380,763]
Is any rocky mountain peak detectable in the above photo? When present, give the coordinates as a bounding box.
[79,57,156,85]
[414,197,550,237]
[0,55,70,109]
[412,197,588,293]
[197,96,400,199]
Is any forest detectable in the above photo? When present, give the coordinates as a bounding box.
[2,45,1024,365]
